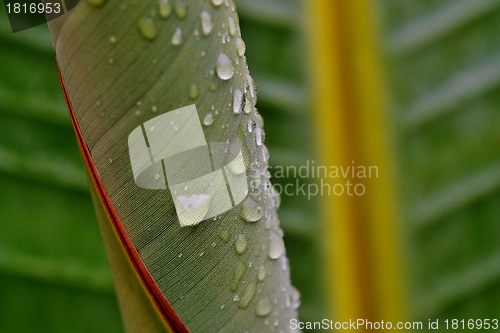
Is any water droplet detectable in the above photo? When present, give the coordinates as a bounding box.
[200,11,214,36]
[236,38,246,57]
[174,0,187,19]
[243,98,252,114]
[210,0,223,6]
[109,35,116,43]
[96,101,101,106]
[233,295,240,301]
[258,263,267,281]
[256,297,273,317]
[152,106,158,112]
[189,84,199,99]
[247,119,255,133]
[220,304,225,309]
[219,230,229,243]
[199,251,204,256]
[256,112,264,128]
[215,53,234,81]
[281,255,288,272]
[268,230,285,260]
[171,27,183,45]
[262,145,270,161]
[108,58,114,64]
[235,234,247,254]
[226,152,245,175]
[274,319,280,327]
[233,89,244,114]
[289,286,301,310]
[255,127,265,146]
[86,0,105,6]
[241,197,264,222]
[138,17,158,41]
[231,261,246,292]
[177,193,211,227]
[247,74,256,100]
[228,16,237,36]
[210,82,219,91]
[158,0,172,18]
[239,282,256,308]
[203,113,214,126]
[201,50,206,57]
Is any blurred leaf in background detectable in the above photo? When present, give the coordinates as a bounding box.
[378,0,500,324]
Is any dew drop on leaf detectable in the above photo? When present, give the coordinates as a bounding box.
[256,297,273,317]
[215,53,234,80]
[255,127,265,146]
[200,11,214,36]
[158,0,172,19]
[241,197,264,222]
[226,152,246,175]
[268,230,285,260]
[256,112,264,128]
[258,263,267,281]
[236,37,246,57]
[137,17,158,41]
[247,119,255,133]
[233,89,243,114]
[289,286,301,310]
[189,84,199,99]
[247,74,257,100]
[244,98,252,114]
[171,27,183,45]
[231,261,246,292]
[211,0,223,6]
[109,35,116,43]
[219,230,230,243]
[228,16,237,36]
[235,234,248,254]
[174,0,187,19]
[262,145,270,162]
[239,282,257,308]
[203,113,214,126]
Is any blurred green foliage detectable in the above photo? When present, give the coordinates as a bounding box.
[378,0,500,324]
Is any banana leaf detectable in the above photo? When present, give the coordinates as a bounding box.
[48,0,299,331]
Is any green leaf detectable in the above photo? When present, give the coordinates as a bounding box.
[49,0,299,331]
